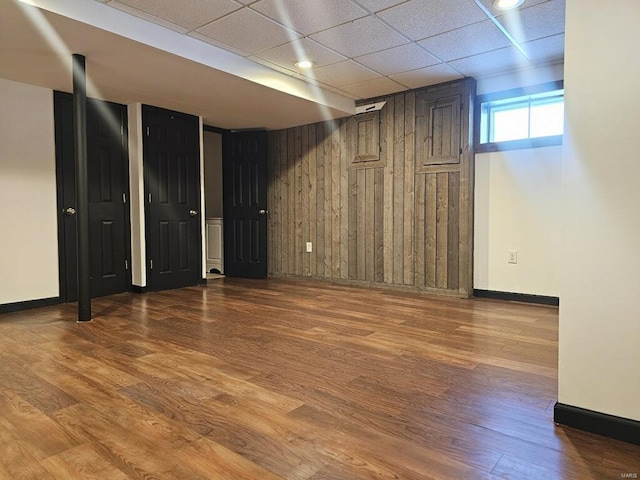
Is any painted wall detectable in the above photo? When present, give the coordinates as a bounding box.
[0,78,59,304]
[474,146,562,296]
[203,131,223,219]
[127,103,146,287]
[559,0,640,421]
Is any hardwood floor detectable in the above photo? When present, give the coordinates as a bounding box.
[0,278,638,479]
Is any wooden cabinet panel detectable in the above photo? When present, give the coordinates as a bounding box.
[416,94,461,170]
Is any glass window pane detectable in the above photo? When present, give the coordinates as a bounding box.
[491,106,529,142]
[530,100,564,138]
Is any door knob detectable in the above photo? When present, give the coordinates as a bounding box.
[189,209,198,217]
[259,209,269,215]
[65,207,76,216]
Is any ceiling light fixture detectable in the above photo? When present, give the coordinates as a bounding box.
[295,60,314,69]
[493,0,524,10]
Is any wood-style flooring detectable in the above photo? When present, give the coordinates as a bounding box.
[0,278,638,479]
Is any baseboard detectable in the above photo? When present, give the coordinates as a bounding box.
[473,289,559,306]
[131,285,148,294]
[554,403,640,446]
[0,296,60,314]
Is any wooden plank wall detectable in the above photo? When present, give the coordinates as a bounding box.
[266,79,475,297]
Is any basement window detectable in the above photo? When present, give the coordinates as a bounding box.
[476,81,564,152]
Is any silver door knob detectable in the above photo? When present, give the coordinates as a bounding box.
[65,207,76,216]
[259,209,269,215]
[189,209,198,217]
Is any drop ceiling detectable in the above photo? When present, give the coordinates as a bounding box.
[0,0,564,129]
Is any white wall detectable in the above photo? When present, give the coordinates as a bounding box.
[0,78,59,304]
[203,131,223,218]
[559,0,640,421]
[128,103,146,287]
[474,146,562,296]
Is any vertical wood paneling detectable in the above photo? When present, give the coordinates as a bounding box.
[309,124,317,277]
[355,169,365,280]
[339,119,349,279]
[426,173,437,288]
[315,124,324,278]
[294,126,303,276]
[265,79,475,297]
[436,173,449,289]
[301,125,310,277]
[365,168,375,282]
[349,167,359,279]
[383,96,394,284]
[392,94,405,285]
[330,121,341,278]
[374,167,384,283]
[415,175,426,287]
[448,172,460,291]
[403,91,415,285]
[323,122,332,278]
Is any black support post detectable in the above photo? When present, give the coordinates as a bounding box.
[72,54,91,322]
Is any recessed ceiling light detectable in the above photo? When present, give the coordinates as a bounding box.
[493,0,525,10]
[295,60,314,69]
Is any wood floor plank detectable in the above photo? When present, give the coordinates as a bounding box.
[0,278,638,480]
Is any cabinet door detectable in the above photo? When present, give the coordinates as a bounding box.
[416,94,461,169]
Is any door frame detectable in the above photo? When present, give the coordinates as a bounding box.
[54,91,132,302]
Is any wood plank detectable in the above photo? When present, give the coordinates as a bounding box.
[415,175,426,287]
[309,123,317,277]
[286,128,295,274]
[426,173,437,287]
[392,93,405,285]
[294,126,303,276]
[315,122,325,278]
[301,124,310,277]
[355,168,365,280]
[448,172,460,291]
[436,172,449,289]
[323,121,333,278]
[365,168,375,282]
[339,118,349,279]
[330,120,341,278]
[458,78,475,297]
[373,167,384,283]
[403,91,415,286]
[382,97,395,284]
[266,131,274,275]
[348,168,364,279]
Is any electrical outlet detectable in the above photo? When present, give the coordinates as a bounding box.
[306,242,313,253]
[508,250,518,264]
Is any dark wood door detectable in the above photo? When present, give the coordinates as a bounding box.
[143,106,201,291]
[54,92,130,301]
[222,131,268,278]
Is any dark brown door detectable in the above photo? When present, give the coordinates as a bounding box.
[54,92,130,301]
[143,106,201,291]
[222,131,268,278]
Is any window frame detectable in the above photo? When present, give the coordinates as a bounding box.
[474,81,564,153]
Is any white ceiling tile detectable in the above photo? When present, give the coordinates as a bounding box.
[310,15,409,58]
[112,0,242,30]
[522,33,564,64]
[378,0,486,41]
[339,76,407,99]
[496,0,565,43]
[196,9,300,55]
[307,60,380,87]
[355,43,439,75]
[251,0,367,35]
[447,46,529,77]
[418,20,511,61]
[188,31,250,56]
[354,0,408,13]
[255,38,346,71]
[390,63,462,89]
[106,1,189,33]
